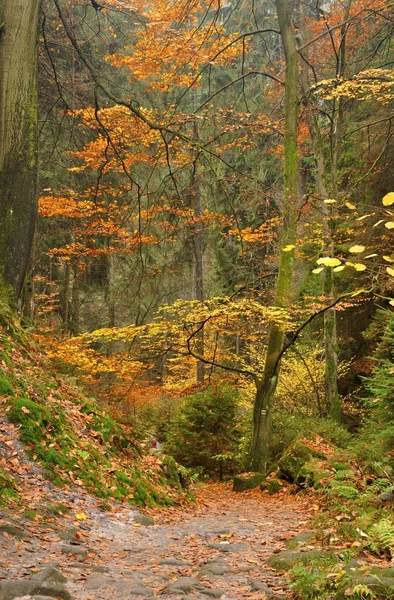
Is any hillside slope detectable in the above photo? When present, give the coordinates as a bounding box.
[0,305,185,515]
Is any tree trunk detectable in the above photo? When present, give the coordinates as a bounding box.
[249,0,299,473]
[191,160,205,383]
[71,264,80,336]
[298,17,340,421]
[0,0,40,303]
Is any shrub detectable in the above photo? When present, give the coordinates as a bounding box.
[165,385,243,478]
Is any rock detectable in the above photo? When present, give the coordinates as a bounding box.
[91,566,110,573]
[238,565,256,572]
[0,581,33,600]
[85,574,112,590]
[201,589,223,597]
[158,558,191,567]
[278,442,326,485]
[0,579,72,600]
[250,580,274,597]
[260,479,285,495]
[378,488,394,503]
[287,532,314,546]
[343,558,367,573]
[127,582,154,597]
[133,513,155,527]
[31,596,63,600]
[60,544,88,558]
[233,473,265,492]
[335,575,394,599]
[58,528,77,542]
[209,542,247,553]
[166,577,202,594]
[198,560,232,577]
[0,524,26,539]
[31,566,67,584]
[267,549,333,571]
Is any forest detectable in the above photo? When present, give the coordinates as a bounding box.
[0,1,394,599]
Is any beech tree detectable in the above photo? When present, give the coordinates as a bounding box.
[0,0,40,303]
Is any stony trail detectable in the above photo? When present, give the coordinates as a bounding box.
[0,482,314,600]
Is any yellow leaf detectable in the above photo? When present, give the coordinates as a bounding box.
[357,213,374,221]
[364,254,377,259]
[383,255,394,263]
[312,267,324,274]
[316,257,342,267]
[324,199,337,204]
[333,265,345,272]
[75,512,88,520]
[353,263,367,271]
[345,202,356,210]
[283,245,295,252]
[382,192,394,206]
[373,220,385,227]
[385,221,394,229]
[349,245,365,254]
[389,300,394,306]
[133,522,141,527]
[387,267,394,277]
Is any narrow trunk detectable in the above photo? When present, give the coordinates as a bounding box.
[63,261,71,334]
[249,0,299,472]
[71,264,80,336]
[0,0,40,302]
[191,160,205,383]
[298,18,340,420]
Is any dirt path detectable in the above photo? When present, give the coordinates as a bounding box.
[0,482,313,600]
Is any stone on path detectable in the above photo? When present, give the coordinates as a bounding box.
[0,524,26,539]
[60,544,88,558]
[127,581,155,597]
[250,580,275,597]
[166,577,202,594]
[0,580,72,600]
[198,559,232,577]
[209,542,247,553]
[132,513,155,527]
[158,558,191,567]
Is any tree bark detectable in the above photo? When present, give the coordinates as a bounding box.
[191,159,205,383]
[249,0,299,473]
[0,0,40,302]
[298,14,340,421]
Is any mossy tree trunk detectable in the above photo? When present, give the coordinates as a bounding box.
[249,0,300,473]
[299,40,340,421]
[0,0,40,303]
[298,0,351,422]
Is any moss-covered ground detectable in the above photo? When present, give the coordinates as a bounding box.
[0,305,184,509]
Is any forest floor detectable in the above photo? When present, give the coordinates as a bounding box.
[0,424,314,600]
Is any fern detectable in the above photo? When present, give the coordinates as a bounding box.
[369,518,394,556]
[350,583,377,599]
[329,481,359,500]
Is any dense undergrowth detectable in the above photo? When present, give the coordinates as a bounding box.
[264,313,394,599]
[0,304,187,509]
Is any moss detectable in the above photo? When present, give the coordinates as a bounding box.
[0,377,14,396]
[46,502,70,516]
[115,471,133,485]
[0,468,18,504]
[8,397,64,445]
[22,508,38,520]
